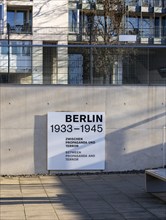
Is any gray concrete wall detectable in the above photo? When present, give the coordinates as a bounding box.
[0,85,165,175]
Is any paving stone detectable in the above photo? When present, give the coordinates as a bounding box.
[24,204,54,210]
[122,217,159,220]
[79,200,111,209]
[110,202,145,212]
[152,192,166,202]
[26,213,58,218]
[89,213,125,220]
[0,174,165,220]
[105,194,133,203]
[27,216,58,220]
[57,213,91,220]
[0,217,25,220]
[121,211,159,219]
[86,207,117,214]
[0,205,25,211]
[73,192,101,200]
[147,207,166,218]
[55,209,86,215]
[52,203,83,211]
[0,215,25,219]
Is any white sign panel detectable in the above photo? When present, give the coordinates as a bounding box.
[47,112,105,170]
[119,35,137,42]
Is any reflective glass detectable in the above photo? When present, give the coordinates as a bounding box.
[7,11,14,26]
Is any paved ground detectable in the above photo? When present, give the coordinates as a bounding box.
[0,173,166,220]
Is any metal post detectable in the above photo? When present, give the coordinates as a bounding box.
[89,14,93,85]
[163,126,166,168]
[7,23,10,83]
[89,41,93,84]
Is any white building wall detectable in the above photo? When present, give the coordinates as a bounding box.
[0,0,69,84]
[0,85,165,175]
[32,0,68,84]
[33,1,68,29]
[32,41,43,84]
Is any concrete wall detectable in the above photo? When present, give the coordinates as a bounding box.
[0,85,166,175]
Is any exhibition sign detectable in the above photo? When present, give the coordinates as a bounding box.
[47,112,105,170]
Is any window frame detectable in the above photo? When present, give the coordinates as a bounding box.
[7,8,32,33]
[1,41,8,55]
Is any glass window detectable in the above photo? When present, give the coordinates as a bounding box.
[69,9,77,32]
[127,17,139,29]
[0,4,4,20]
[142,18,152,37]
[11,41,31,56]
[126,0,139,6]
[7,10,15,27]
[11,41,21,55]
[126,17,154,36]
[154,0,162,7]
[94,15,112,31]
[29,11,32,25]
[162,17,166,37]
[163,0,166,7]
[142,0,149,6]
[16,11,26,26]
[1,41,8,54]
[126,17,140,34]
[7,9,32,33]
[22,41,31,56]
[155,18,160,37]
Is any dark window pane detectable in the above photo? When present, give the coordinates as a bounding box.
[12,42,21,55]
[16,11,26,25]
[1,41,8,54]
[7,11,15,27]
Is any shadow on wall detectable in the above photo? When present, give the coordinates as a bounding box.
[105,111,166,171]
[34,115,48,174]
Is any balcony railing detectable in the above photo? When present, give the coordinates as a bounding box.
[126,0,166,7]
[0,45,166,85]
[124,27,166,37]
[70,0,166,8]
[69,26,166,44]
[3,25,166,45]
[8,24,32,34]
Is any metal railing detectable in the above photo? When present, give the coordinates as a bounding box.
[69,27,166,44]
[8,24,32,34]
[124,27,166,38]
[1,24,164,44]
[126,0,166,7]
[69,0,166,8]
[0,44,165,85]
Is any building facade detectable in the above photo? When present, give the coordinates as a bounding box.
[69,0,166,85]
[69,0,166,44]
[0,0,165,84]
[0,0,68,84]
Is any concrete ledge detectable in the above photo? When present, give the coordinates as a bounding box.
[145,168,166,193]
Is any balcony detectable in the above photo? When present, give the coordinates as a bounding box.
[126,0,166,13]
[7,8,32,35]
[8,24,32,34]
[68,26,166,44]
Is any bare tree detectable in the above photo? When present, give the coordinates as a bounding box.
[82,0,126,84]
[84,0,124,43]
